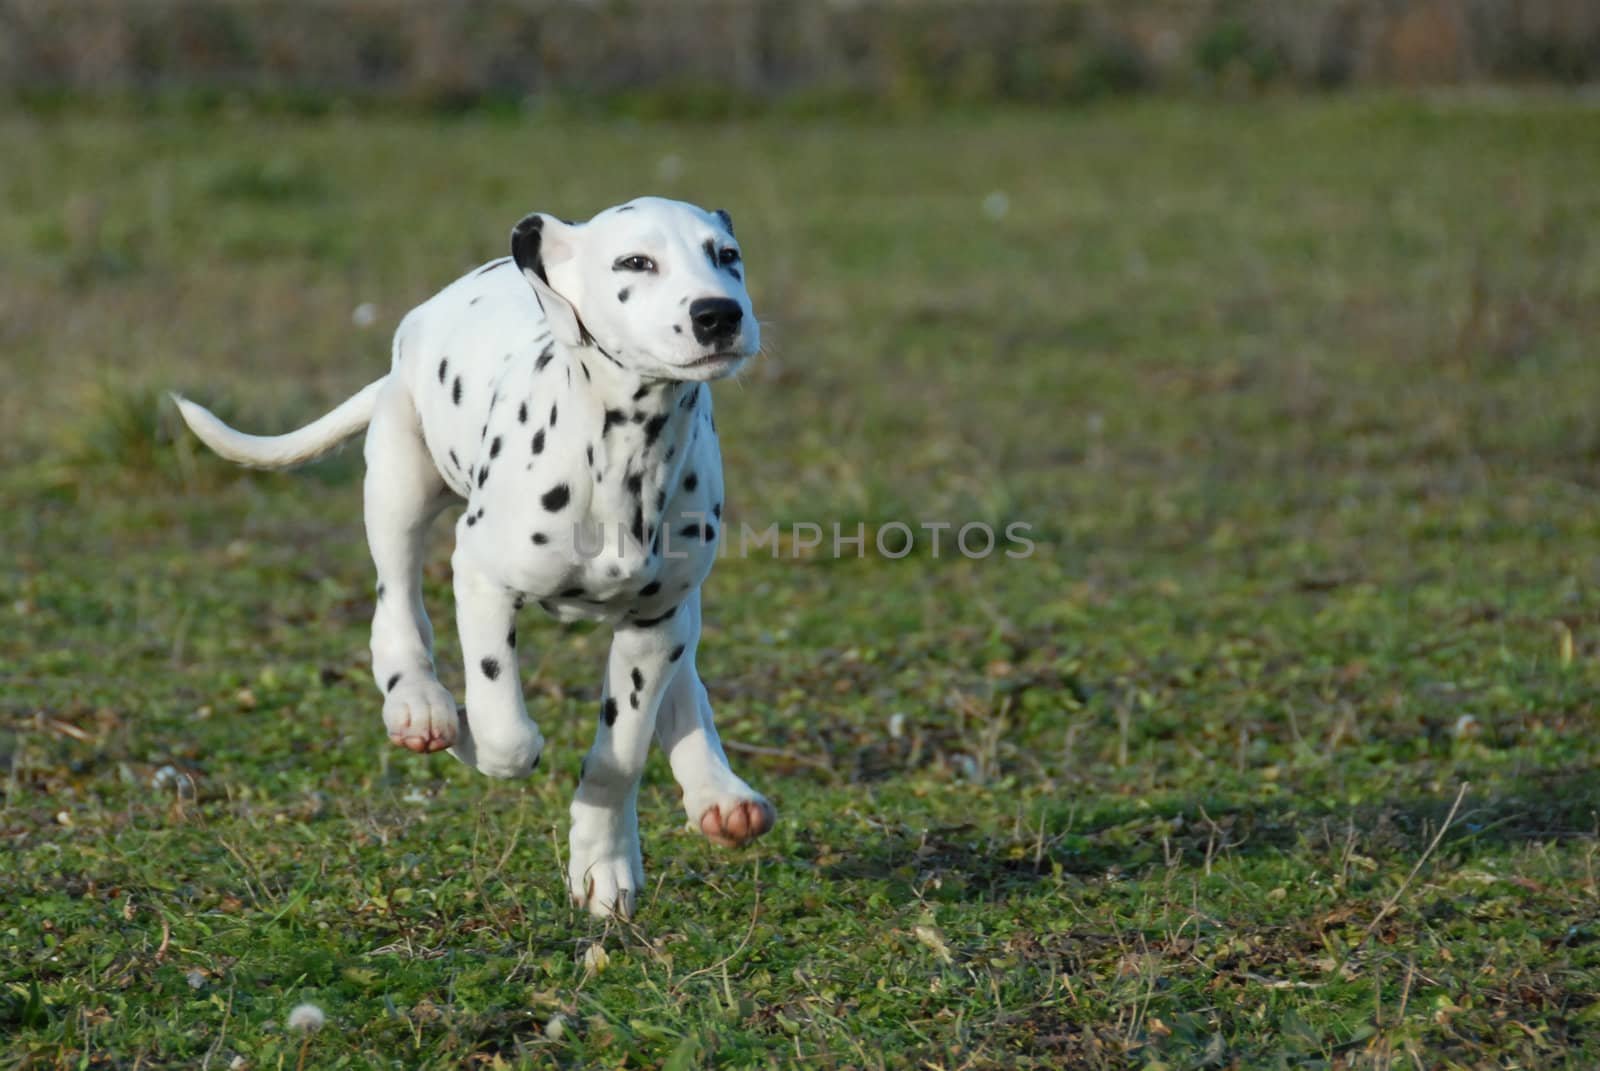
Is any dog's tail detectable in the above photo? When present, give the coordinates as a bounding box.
[170,377,387,470]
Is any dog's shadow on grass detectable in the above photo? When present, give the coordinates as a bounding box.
[816,764,1600,905]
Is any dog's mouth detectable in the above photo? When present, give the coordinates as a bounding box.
[687,351,744,368]
[664,346,757,381]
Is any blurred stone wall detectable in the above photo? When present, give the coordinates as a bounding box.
[2,0,1595,107]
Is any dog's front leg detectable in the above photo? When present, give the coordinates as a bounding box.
[568,610,693,918]
[652,591,775,848]
[446,537,545,779]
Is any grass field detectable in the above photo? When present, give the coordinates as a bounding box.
[4,95,1600,1069]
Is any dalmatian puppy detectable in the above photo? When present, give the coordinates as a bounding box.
[172,197,775,918]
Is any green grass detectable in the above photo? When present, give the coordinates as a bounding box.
[4,94,1600,1069]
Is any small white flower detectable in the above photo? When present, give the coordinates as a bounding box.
[352,302,379,328]
[981,191,1010,220]
[888,712,906,740]
[581,942,610,975]
[186,970,206,989]
[286,1003,325,1032]
[545,1013,567,1040]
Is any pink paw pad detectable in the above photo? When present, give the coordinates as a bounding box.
[699,799,775,847]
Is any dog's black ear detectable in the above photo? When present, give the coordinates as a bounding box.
[511,212,551,283]
[510,212,584,347]
[713,208,734,236]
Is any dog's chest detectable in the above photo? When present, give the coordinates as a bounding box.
[458,356,725,623]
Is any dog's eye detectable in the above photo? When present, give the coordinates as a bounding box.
[717,247,741,267]
[613,255,656,273]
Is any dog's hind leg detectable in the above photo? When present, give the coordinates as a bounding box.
[364,380,459,753]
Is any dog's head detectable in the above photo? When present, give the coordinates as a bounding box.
[511,197,758,382]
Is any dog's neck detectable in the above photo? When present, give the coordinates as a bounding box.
[553,340,707,550]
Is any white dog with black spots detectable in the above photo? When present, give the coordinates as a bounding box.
[174,197,776,918]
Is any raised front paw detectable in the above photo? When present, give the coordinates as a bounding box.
[383,677,459,753]
[697,795,776,848]
[449,706,544,779]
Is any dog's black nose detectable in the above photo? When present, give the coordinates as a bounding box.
[689,297,743,345]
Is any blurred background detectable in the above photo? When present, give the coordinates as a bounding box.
[5,0,1599,109]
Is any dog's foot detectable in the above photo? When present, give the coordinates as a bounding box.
[383,678,459,753]
[449,707,544,779]
[682,778,775,847]
[570,856,641,919]
[697,796,776,847]
[568,800,643,918]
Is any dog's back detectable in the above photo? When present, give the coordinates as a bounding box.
[392,258,551,496]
